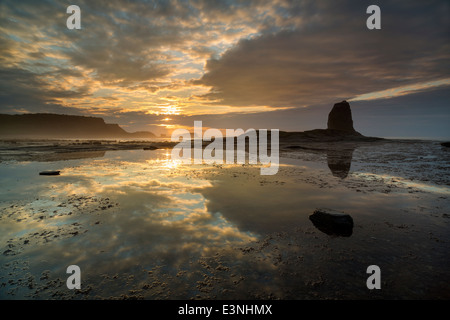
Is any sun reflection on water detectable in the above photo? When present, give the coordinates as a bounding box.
[0,149,258,267]
[1,146,449,299]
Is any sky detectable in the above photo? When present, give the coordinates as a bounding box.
[0,0,449,139]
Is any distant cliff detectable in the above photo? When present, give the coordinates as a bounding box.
[0,113,155,139]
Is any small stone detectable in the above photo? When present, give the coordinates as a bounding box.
[39,171,60,176]
[309,208,354,237]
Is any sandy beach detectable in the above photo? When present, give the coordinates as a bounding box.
[0,139,449,299]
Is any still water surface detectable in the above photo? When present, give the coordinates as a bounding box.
[0,143,449,299]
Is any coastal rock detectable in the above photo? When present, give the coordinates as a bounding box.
[441,142,450,148]
[327,100,356,132]
[309,208,354,237]
[39,170,60,176]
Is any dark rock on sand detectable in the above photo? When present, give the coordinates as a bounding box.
[39,170,60,176]
[309,208,354,237]
[441,142,450,148]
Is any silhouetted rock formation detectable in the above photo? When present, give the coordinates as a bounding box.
[441,142,450,148]
[327,100,356,132]
[0,113,155,139]
[278,100,380,143]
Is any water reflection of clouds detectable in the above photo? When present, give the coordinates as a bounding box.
[0,150,259,277]
[1,147,449,299]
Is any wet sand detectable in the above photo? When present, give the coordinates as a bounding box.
[0,139,449,299]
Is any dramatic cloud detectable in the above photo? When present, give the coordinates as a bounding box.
[197,0,450,108]
[0,0,449,137]
[1,0,295,116]
[0,66,90,114]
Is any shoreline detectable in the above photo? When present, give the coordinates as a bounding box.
[0,136,446,162]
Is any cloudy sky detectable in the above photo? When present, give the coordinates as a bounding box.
[0,0,449,138]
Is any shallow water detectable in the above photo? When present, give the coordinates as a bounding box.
[0,141,449,299]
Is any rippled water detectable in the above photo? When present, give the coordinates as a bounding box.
[0,141,449,299]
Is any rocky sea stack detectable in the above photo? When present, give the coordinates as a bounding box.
[327,100,356,133]
[278,100,381,143]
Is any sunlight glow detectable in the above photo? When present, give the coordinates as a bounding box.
[161,106,181,115]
